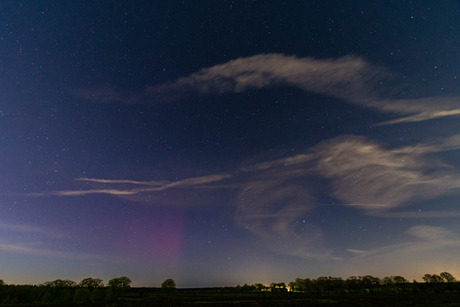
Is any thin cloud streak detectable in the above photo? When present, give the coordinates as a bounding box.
[44,134,460,215]
[76,53,384,105]
[35,134,460,259]
[75,177,168,186]
[368,210,460,219]
[149,54,384,102]
[154,54,460,124]
[0,242,109,262]
[373,96,460,125]
[394,134,460,154]
[75,53,460,124]
[347,248,369,255]
[0,222,113,262]
[380,109,460,125]
[53,189,139,196]
[349,225,460,260]
[47,173,235,197]
[234,173,327,259]
[0,222,66,239]
[315,135,460,213]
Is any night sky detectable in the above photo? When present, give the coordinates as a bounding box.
[1,1,460,287]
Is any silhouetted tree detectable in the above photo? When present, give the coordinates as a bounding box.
[42,279,76,287]
[161,278,176,290]
[440,272,456,282]
[79,277,104,288]
[289,278,304,292]
[423,274,444,283]
[0,280,4,286]
[314,276,346,293]
[361,275,381,288]
[380,276,409,294]
[253,283,266,291]
[346,276,361,290]
[382,277,394,285]
[302,278,313,292]
[108,276,131,288]
[422,274,432,283]
[393,276,408,284]
[288,278,317,292]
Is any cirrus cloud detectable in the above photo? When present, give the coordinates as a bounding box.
[76,53,460,125]
[34,133,460,260]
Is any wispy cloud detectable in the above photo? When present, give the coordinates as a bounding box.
[407,225,455,241]
[373,96,460,125]
[394,133,460,154]
[231,134,460,258]
[75,53,460,124]
[34,135,460,260]
[39,173,235,197]
[75,178,168,185]
[343,224,460,280]
[349,225,460,259]
[368,210,460,219]
[64,53,460,262]
[0,241,109,261]
[0,221,123,263]
[0,221,66,239]
[148,54,385,102]
[0,221,108,261]
[314,135,460,213]
[156,53,460,124]
[53,188,139,196]
[347,248,369,255]
[75,53,385,104]
[234,167,329,260]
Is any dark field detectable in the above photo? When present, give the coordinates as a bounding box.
[114,288,460,306]
[3,287,460,306]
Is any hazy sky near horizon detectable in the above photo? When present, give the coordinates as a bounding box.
[1,1,460,287]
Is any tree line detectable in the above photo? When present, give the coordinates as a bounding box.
[0,277,132,305]
[0,276,178,305]
[0,272,458,304]
[40,276,131,289]
[236,272,458,294]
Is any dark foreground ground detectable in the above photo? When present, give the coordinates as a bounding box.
[2,287,460,306]
[113,289,460,307]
